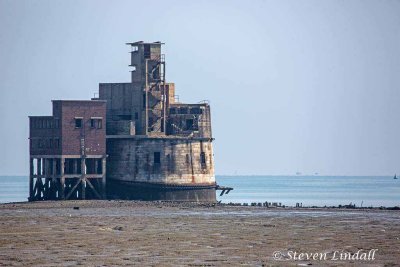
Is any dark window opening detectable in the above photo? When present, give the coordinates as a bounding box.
[64,159,82,175]
[90,118,102,129]
[169,108,176,114]
[154,152,161,164]
[75,118,82,128]
[144,44,150,58]
[134,112,138,120]
[200,152,206,165]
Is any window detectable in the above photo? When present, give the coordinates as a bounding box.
[154,152,161,164]
[75,118,82,128]
[135,112,138,120]
[144,44,150,58]
[200,152,206,165]
[90,118,102,129]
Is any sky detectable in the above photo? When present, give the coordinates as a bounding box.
[0,0,400,176]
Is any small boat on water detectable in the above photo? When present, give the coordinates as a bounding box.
[394,174,398,180]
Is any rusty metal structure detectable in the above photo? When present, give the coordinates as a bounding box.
[29,41,227,202]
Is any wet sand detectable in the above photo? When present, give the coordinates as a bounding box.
[0,201,399,266]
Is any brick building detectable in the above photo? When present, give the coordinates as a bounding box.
[29,100,107,200]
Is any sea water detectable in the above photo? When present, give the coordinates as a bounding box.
[0,175,399,207]
[216,175,400,207]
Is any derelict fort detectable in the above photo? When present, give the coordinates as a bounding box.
[29,41,231,202]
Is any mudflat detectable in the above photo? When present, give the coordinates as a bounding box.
[0,201,399,266]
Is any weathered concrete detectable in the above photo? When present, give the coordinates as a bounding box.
[100,41,217,202]
[107,137,215,185]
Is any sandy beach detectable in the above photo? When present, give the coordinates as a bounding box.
[0,201,399,266]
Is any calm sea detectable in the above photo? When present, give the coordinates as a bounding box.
[0,176,399,207]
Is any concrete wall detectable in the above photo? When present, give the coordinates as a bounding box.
[107,120,135,135]
[99,82,145,135]
[130,43,162,84]
[106,137,215,185]
[168,104,212,138]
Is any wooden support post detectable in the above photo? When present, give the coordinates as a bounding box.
[43,159,48,199]
[81,157,86,200]
[36,176,43,200]
[29,158,34,201]
[43,178,48,199]
[52,158,57,199]
[60,157,65,199]
[37,158,42,176]
[102,157,106,199]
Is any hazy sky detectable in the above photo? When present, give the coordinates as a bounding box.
[1,0,400,176]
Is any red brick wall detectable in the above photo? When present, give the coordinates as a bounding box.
[56,101,106,156]
[29,116,61,156]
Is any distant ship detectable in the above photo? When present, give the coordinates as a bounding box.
[394,174,398,180]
